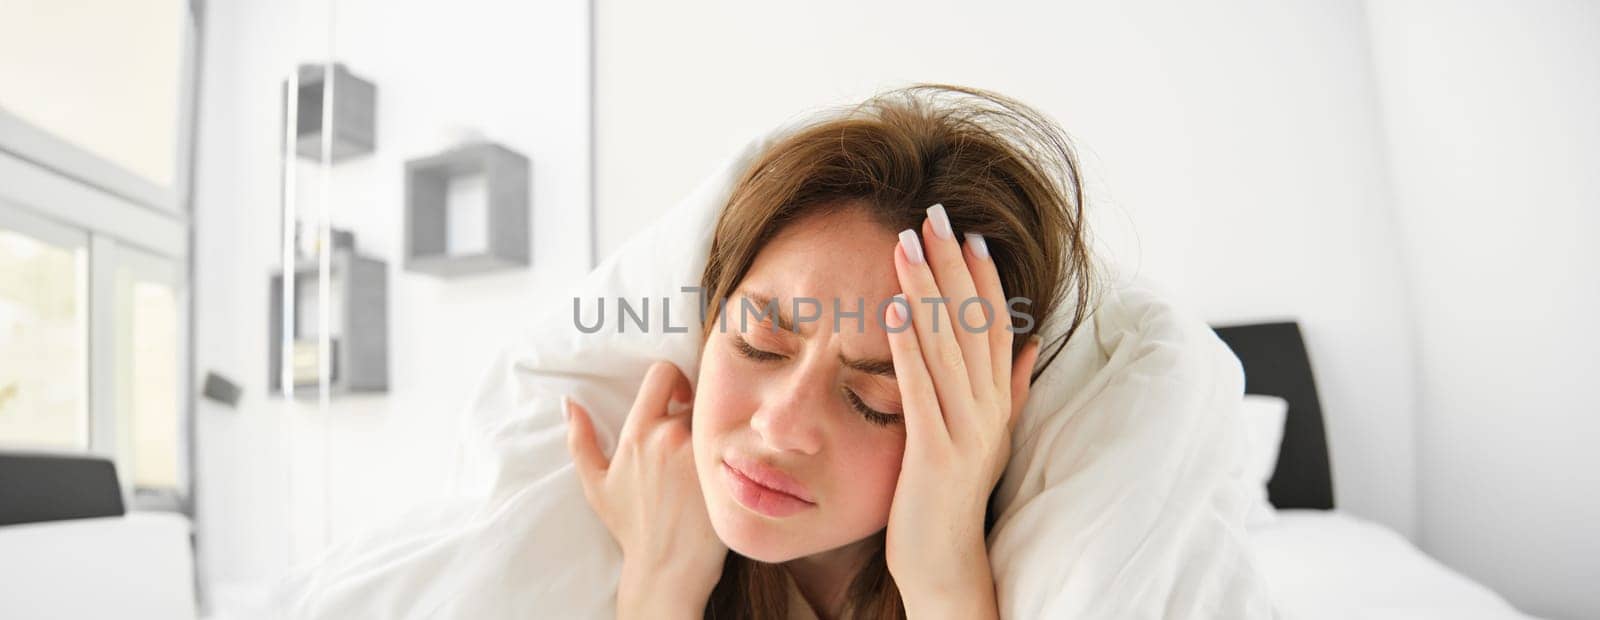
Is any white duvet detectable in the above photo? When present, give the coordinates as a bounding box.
[272,124,1272,618]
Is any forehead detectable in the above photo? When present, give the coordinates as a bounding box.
[738,205,901,324]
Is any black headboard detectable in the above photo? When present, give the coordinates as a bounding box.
[0,452,126,526]
[1212,321,1335,510]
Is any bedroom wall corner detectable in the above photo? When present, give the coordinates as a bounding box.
[1364,1,1600,618]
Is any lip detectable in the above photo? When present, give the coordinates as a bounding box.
[721,456,815,518]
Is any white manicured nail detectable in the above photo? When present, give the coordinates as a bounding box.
[927,203,953,239]
[889,294,908,325]
[965,233,989,259]
[898,229,924,264]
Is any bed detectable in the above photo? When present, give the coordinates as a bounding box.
[1213,322,1535,620]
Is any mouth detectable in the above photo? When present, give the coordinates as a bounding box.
[721,455,816,519]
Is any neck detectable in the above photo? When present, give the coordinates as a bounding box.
[782,537,877,619]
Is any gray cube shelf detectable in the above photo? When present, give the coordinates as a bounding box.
[268,247,389,397]
[403,142,531,277]
[292,62,377,162]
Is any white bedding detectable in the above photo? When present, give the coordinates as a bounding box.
[270,118,1273,618]
[1250,510,1536,620]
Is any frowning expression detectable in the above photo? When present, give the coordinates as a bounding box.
[692,206,907,563]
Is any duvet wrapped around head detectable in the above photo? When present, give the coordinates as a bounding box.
[274,85,1272,619]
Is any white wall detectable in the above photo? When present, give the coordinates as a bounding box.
[1365,1,1600,618]
[595,0,1420,537]
[191,0,591,596]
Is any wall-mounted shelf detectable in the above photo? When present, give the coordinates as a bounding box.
[268,238,388,397]
[403,142,530,277]
[291,62,377,163]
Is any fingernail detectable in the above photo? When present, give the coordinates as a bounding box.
[926,203,953,239]
[965,233,989,259]
[668,398,692,415]
[561,395,572,422]
[889,294,908,326]
[898,229,924,264]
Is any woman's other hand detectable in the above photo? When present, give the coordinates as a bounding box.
[882,204,1042,619]
[565,361,726,618]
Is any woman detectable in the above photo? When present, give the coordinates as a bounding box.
[564,84,1094,619]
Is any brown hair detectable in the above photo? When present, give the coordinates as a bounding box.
[698,84,1094,619]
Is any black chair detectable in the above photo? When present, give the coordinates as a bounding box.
[0,451,125,526]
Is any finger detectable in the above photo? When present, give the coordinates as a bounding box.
[564,396,609,499]
[895,227,975,415]
[622,360,695,441]
[884,294,946,442]
[1008,337,1043,432]
[920,204,995,402]
[963,231,1015,402]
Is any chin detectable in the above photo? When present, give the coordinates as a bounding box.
[706,501,810,564]
[725,537,802,564]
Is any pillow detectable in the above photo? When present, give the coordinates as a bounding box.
[1238,394,1289,528]
[275,117,1273,619]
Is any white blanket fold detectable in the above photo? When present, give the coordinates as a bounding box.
[989,284,1271,618]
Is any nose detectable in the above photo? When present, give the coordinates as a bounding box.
[749,371,826,456]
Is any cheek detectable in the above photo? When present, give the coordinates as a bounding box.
[828,429,905,521]
[691,346,752,455]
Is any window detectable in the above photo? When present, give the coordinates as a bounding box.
[115,248,184,493]
[0,0,197,512]
[0,211,89,451]
[0,0,193,210]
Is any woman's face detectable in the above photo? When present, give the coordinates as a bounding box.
[692,206,907,563]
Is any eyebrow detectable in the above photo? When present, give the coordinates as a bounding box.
[737,290,896,378]
[738,291,796,333]
[842,356,896,378]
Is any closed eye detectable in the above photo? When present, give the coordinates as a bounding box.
[733,333,899,427]
[732,333,785,362]
[844,388,901,427]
